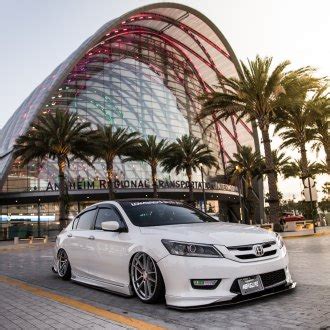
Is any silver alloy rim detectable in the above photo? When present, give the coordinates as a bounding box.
[57,250,69,277]
[131,253,157,300]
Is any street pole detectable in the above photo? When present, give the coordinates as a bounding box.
[37,201,41,238]
[200,166,207,212]
[307,177,316,234]
[292,194,296,215]
[238,177,243,222]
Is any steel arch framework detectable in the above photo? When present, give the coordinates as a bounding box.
[0,2,256,190]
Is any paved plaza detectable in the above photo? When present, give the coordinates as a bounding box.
[0,281,130,329]
[0,235,329,329]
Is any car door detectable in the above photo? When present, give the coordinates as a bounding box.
[87,206,132,287]
[67,207,97,278]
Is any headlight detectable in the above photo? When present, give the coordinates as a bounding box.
[276,233,285,249]
[161,239,223,258]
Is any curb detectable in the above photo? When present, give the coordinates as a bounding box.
[281,231,330,239]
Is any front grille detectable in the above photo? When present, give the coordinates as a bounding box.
[260,269,286,288]
[230,269,286,294]
[236,250,277,260]
[227,241,277,260]
[227,241,276,251]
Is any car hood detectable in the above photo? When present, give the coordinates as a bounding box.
[139,222,276,247]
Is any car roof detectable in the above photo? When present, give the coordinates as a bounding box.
[97,198,177,204]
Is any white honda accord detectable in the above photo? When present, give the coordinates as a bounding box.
[53,199,295,308]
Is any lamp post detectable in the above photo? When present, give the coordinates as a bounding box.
[200,165,207,212]
[37,200,41,238]
[238,177,244,222]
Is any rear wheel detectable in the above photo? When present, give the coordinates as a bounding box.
[130,252,165,303]
[57,249,71,280]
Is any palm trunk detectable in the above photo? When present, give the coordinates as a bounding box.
[106,160,114,200]
[240,177,249,224]
[246,175,258,224]
[300,144,309,180]
[301,143,314,219]
[247,187,256,225]
[261,129,280,223]
[57,157,68,230]
[151,165,158,198]
[186,167,194,203]
[326,144,330,174]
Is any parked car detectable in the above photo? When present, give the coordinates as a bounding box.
[280,212,304,223]
[53,199,296,308]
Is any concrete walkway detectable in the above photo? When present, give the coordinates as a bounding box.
[0,275,166,329]
[0,241,54,253]
[0,281,132,329]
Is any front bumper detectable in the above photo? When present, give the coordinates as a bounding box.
[157,249,294,308]
[170,281,296,310]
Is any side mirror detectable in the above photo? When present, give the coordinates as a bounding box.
[101,221,120,232]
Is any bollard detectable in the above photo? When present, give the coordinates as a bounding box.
[14,237,19,245]
[44,235,48,243]
[29,236,33,244]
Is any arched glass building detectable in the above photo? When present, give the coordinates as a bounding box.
[0,3,260,238]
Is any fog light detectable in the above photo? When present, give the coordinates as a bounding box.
[191,279,220,289]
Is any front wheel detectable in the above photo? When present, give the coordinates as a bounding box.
[57,249,71,280]
[130,252,165,303]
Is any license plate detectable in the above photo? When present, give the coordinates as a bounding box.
[238,275,264,295]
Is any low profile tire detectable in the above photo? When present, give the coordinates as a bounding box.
[57,249,71,280]
[130,252,165,304]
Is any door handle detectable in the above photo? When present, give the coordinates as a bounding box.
[67,233,72,238]
[88,236,95,240]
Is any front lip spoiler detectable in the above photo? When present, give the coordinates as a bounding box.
[167,281,296,310]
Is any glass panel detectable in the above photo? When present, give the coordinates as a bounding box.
[120,201,218,227]
[76,209,96,230]
[95,208,122,230]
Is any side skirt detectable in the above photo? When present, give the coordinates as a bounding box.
[71,273,133,297]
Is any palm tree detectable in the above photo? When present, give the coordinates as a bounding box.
[162,135,218,203]
[227,146,264,188]
[124,135,173,198]
[310,88,330,172]
[282,159,326,220]
[274,78,323,179]
[226,146,264,223]
[198,55,315,223]
[13,109,95,229]
[92,125,140,199]
[282,159,327,181]
[271,150,291,181]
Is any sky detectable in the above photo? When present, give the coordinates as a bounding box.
[0,0,329,200]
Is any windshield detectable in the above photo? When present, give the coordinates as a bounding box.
[119,200,219,227]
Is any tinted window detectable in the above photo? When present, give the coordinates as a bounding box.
[95,208,122,230]
[119,201,218,227]
[72,217,79,230]
[76,209,96,230]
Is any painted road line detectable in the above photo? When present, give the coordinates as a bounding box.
[0,275,165,330]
